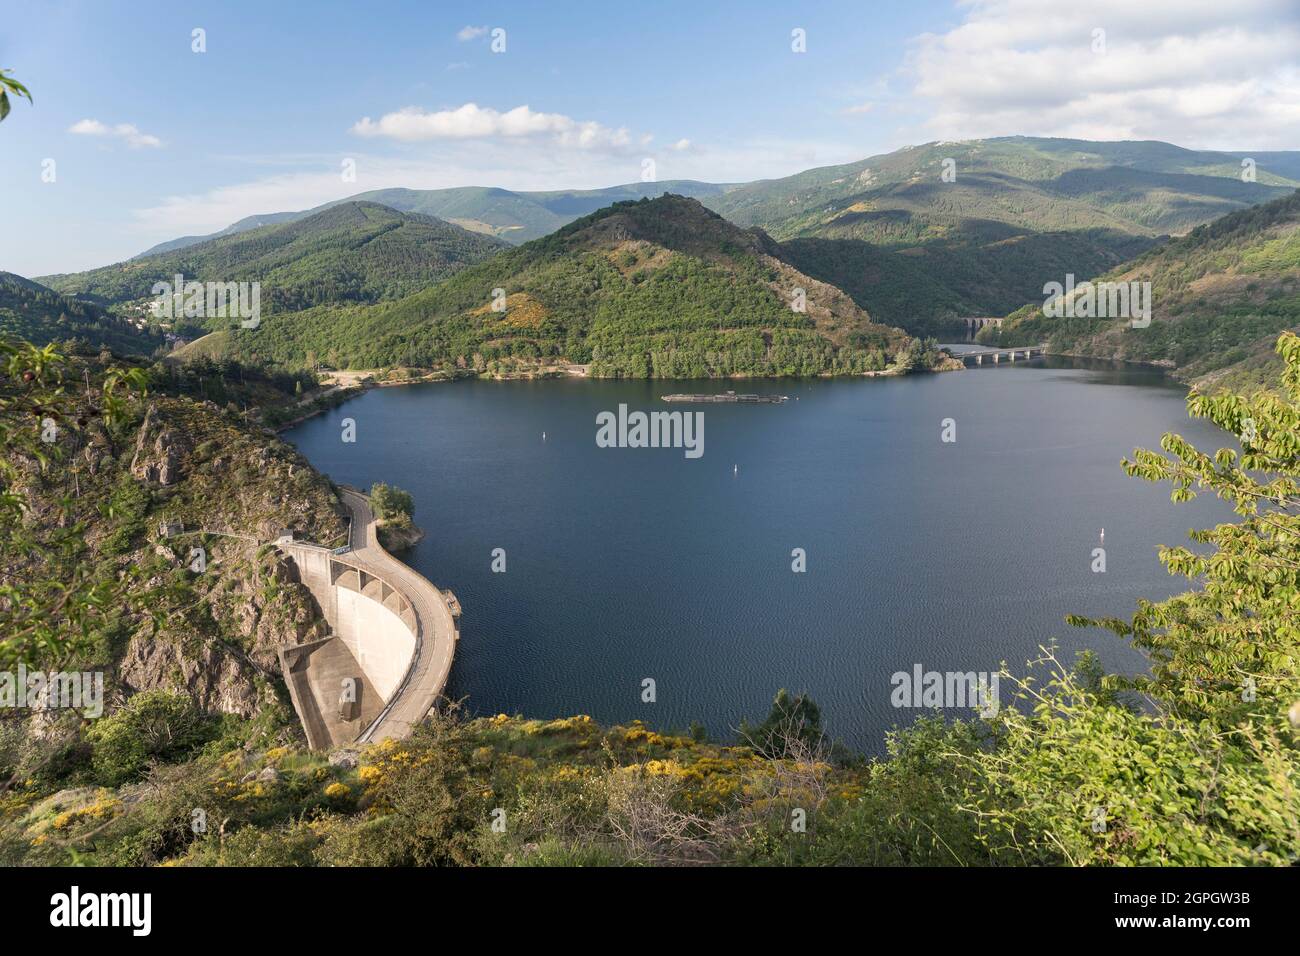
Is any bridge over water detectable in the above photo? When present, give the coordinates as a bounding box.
[940,343,1047,367]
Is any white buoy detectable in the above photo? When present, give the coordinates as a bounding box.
[733,464,738,476]
[542,431,546,441]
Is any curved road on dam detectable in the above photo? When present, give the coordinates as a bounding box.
[338,487,459,743]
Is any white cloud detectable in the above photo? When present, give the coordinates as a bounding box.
[456,25,487,42]
[670,138,692,151]
[350,103,634,150]
[68,118,109,135]
[906,0,1300,148]
[131,168,356,236]
[843,102,875,115]
[68,118,161,148]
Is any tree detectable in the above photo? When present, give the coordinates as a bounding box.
[740,689,824,757]
[369,481,414,521]
[0,338,149,667]
[895,336,938,372]
[1082,331,1300,726]
[954,332,1300,865]
[86,690,209,786]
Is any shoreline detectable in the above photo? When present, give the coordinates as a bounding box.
[269,361,951,431]
[272,350,1179,434]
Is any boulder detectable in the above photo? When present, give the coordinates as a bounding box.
[328,749,360,769]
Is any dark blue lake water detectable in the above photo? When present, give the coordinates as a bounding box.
[284,359,1233,752]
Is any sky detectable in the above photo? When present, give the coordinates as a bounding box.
[2,0,1299,276]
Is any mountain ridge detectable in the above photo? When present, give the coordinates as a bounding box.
[707,137,1299,241]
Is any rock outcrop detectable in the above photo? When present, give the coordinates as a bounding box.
[130,404,189,486]
[117,544,328,718]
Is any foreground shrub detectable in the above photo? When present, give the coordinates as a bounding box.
[86,690,211,786]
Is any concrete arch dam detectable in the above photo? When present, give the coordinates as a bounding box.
[276,489,460,750]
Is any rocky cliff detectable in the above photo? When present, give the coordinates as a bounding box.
[3,360,349,724]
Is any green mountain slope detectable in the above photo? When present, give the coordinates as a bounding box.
[39,202,508,315]
[993,189,1300,391]
[779,230,1138,337]
[705,137,1298,336]
[0,272,162,355]
[188,195,913,378]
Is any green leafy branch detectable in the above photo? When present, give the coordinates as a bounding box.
[0,68,32,122]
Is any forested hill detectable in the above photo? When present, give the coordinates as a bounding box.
[37,202,509,314]
[992,189,1300,391]
[713,137,1299,336]
[0,271,162,355]
[180,195,916,379]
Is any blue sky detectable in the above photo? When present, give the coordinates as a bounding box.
[3,0,1298,275]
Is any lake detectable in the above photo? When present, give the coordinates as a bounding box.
[284,358,1234,752]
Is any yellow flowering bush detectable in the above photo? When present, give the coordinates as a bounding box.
[51,798,120,831]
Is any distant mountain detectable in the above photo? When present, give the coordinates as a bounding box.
[345,181,734,243]
[39,202,508,316]
[703,137,1300,336]
[708,137,1298,241]
[0,272,162,355]
[180,195,912,378]
[340,186,570,243]
[993,188,1300,391]
[134,180,735,257]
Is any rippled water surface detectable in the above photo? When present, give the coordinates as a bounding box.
[285,359,1232,751]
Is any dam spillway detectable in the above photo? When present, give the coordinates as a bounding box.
[276,544,420,749]
[275,491,460,750]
